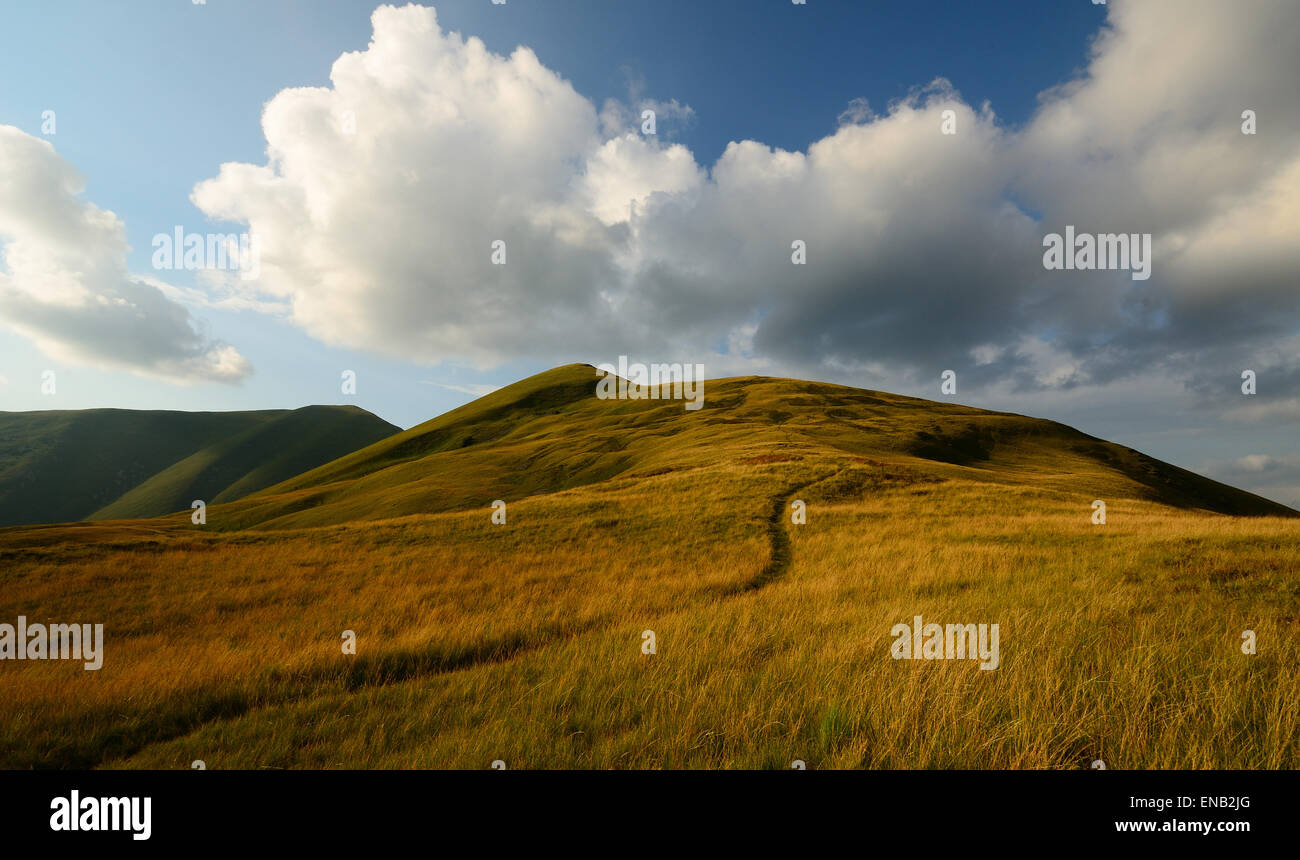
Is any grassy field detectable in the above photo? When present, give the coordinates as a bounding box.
[1,365,1296,769]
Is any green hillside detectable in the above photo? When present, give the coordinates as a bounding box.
[2,365,1298,770]
[199,363,1295,531]
[0,406,399,526]
[2,364,1297,770]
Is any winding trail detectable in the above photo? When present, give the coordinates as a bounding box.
[75,464,845,766]
[737,467,842,592]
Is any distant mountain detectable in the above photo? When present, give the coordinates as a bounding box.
[0,406,400,526]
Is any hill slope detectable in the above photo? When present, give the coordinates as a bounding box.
[200,363,1294,531]
[1,364,1297,770]
[0,406,400,526]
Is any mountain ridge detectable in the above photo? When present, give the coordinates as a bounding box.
[2,365,1290,530]
[0,405,400,526]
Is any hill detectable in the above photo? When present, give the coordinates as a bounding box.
[0,365,1296,770]
[0,406,399,526]
[204,363,1295,531]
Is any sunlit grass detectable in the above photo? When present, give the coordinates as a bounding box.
[1,365,1295,769]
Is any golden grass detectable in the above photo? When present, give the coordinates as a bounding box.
[1,456,1296,769]
[1,367,1296,768]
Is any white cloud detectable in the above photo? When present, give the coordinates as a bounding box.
[188,1,1299,399]
[1235,454,1278,473]
[418,380,501,397]
[579,133,703,226]
[192,3,630,368]
[0,126,251,383]
[1199,452,1300,510]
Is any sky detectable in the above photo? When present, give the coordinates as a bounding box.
[0,0,1297,507]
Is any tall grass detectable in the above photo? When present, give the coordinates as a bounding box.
[1,455,1295,769]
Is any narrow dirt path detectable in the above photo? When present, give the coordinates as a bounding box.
[737,467,842,592]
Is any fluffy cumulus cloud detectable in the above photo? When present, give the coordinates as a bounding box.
[194,5,626,366]
[194,4,1033,376]
[1011,0,1300,394]
[192,0,1299,406]
[0,127,251,383]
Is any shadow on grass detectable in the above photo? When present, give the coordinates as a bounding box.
[6,618,605,769]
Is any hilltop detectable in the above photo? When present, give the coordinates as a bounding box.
[199,363,1293,531]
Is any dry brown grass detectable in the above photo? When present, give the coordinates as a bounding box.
[1,458,1296,769]
[1,367,1295,769]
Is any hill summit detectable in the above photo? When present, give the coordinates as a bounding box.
[192,363,1294,531]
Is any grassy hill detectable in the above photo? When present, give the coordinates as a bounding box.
[0,406,399,526]
[0,365,1296,769]
[204,363,1294,531]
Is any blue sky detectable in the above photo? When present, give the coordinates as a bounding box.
[0,0,1103,425]
[0,1,1297,506]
